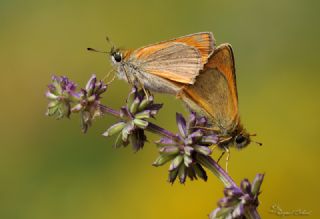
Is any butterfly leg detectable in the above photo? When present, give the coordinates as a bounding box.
[217,150,225,164]
[122,65,133,85]
[216,147,230,172]
[124,67,150,100]
[134,77,150,101]
[103,69,116,85]
[225,147,230,173]
[191,126,221,132]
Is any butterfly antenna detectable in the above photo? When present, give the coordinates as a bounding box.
[87,47,108,53]
[248,133,262,146]
[106,36,116,50]
[253,141,263,146]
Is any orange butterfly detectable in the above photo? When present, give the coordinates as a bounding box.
[180,43,261,150]
[89,32,215,95]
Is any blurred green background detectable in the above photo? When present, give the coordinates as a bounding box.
[1,0,319,218]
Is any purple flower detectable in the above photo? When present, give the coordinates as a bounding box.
[45,75,80,119]
[210,174,264,219]
[153,112,218,184]
[103,87,162,152]
[71,74,107,133]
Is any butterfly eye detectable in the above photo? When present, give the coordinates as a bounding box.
[235,135,246,145]
[113,52,122,62]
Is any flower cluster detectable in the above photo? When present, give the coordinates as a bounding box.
[45,75,107,133]
[46,75,79,119]
[103,87,162,152]
[210,174,264,219]
[71,75,107,132]
[153,112,218,184]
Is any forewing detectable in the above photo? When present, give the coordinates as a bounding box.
[166,32,215,65]
[181,43,239,130]
[132,42,203,84]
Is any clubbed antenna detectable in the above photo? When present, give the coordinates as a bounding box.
[87,47,107,53]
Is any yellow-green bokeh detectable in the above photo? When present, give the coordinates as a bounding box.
[1,0,319,218]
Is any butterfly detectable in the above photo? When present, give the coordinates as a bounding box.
[180,43,261,150]
[89,32,215,95]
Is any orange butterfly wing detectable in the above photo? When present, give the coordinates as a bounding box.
[181,43,239,130]
[167,32,215,65]
[129,32,215,84]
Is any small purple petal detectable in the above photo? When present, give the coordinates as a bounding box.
[184,146,194,156]
[218,197,238,208]
[194,145,212,156]
[232,204,245,218]
[201,135,218,145]
[195,116,207,127]
[71,103,83,112]
[85,74,97,92]
[159,146,179,155]
[45,91,58,100]
[169,155,183,171]
[176,113,187,138]
[240,179,251,194]
[155,137,177,146]
[240,194,251,205]
[251,174,265,196]
[183,154,193,167]
[178,165,187,184]
[188,129,203,142]
[209,207,221,219]
[187,112,196,131]
[224,186,243,198]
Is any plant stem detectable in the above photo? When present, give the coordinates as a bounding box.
[197,154,237,188]
[146,123,178,139]
[100,104,120,117]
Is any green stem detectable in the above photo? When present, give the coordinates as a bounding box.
[197,154,237,188]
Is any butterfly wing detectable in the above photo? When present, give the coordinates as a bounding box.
[129,32,215,84]
[180,43,239,130]
[166,32,215,65]
[131,42,202,84]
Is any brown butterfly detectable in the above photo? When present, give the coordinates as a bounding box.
[180,43,261,150]
[88,32,215,95]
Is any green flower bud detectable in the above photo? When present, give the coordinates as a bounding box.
[102,122,126,137]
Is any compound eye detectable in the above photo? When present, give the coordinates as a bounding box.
[235,135,246,144]
[113,52,122,62]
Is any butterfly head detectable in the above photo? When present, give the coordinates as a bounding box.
[234,131,251,149]
[87,36,124,65]
[234,130,262,149]
[218,125,262,149]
